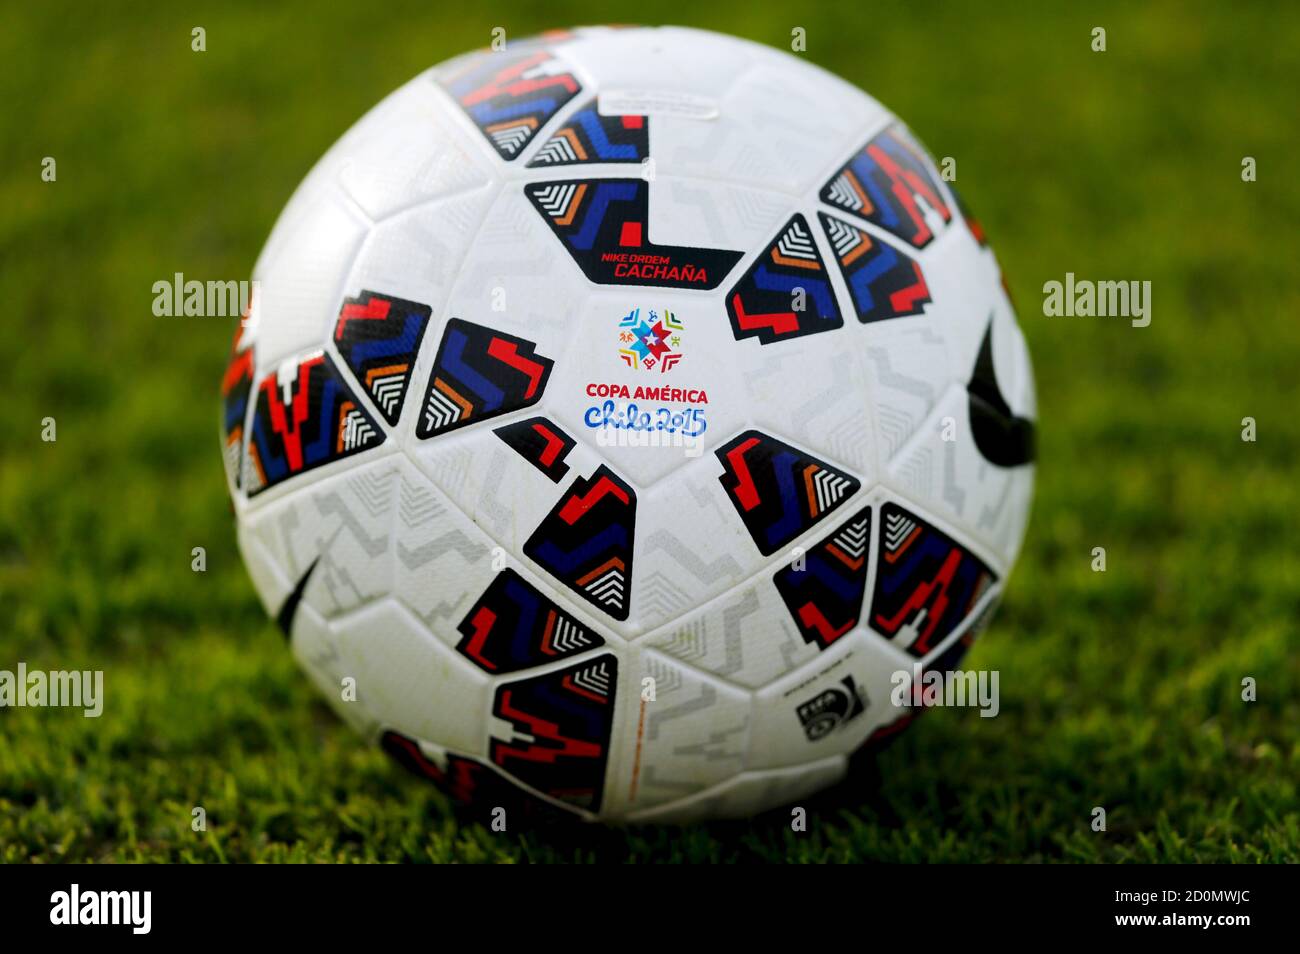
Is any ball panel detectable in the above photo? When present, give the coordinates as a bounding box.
[442,183,590,343]
[293,464,396,615]
[883,379,1031,567]
[740,335,878,482]
[862,321,956,469]
[630,452,765,633]
[333,78,497,221]
[331,597,492,757]
[603,647,751,817]
[235,456,402,620]
[387,459,498,649]
[246,183,370,373]
[639,577,818,690]
[292,601,375,739]
[343,186,495,335]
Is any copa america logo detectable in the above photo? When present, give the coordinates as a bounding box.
[617,307,683,373]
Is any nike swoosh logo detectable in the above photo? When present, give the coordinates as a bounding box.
[277,557,320,639]
[967,317,1036,467]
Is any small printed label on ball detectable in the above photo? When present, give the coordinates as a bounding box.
[598,89,720,121]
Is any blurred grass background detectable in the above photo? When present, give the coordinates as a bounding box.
[1,0,1297,862]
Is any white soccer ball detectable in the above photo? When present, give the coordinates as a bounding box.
[221,25,1035,822]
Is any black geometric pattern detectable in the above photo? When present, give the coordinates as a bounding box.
[820,124,953,248]
[489,655,618,812]
[245,352,384,496]
[523,466,637,620]
[525,178,743,289]
[818,212,932,324]
[725,214,842,344]
[220,325,254,490]
[773,507,871,649]
[526,98,649,167]
[493,416,575,483]
[380,729,572,821]
[715,430,860,556]
[870,502,996,657]
[439,47,581,160]
[416,319,554,439]
[456,569,604,673]
[332,290,431,425]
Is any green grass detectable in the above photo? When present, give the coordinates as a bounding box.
[1,1,1297,862]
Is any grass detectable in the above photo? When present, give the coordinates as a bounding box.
[1,0,1297,862]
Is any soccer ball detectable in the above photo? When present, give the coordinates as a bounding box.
[221,26,1035,823]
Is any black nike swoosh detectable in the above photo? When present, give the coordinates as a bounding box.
[967,317,1036,467]
[277,557,319,639]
